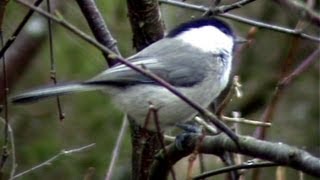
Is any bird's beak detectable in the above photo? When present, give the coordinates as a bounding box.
[234,36,248,44]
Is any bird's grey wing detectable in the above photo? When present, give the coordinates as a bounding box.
[85,56,206,87]
[85,38,214,87]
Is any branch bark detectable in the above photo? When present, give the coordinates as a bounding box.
[127,0,165,51]
[150,134,320,179]
[76,0,121,67]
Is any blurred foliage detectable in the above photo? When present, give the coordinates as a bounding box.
[0,0,318,179]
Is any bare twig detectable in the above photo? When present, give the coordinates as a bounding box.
[0,0,9,30]
[272,0,320,27]
[0,22,9,173]
[254,48,320,139]
[105,116,128,180]
[158,0,320,42]
[15,0,239,145]
[150,103,176,180]
[193,161,277,179]
[216,76,243,115]
[279,48,320,86]
[187,135,206,180]
[0,117,16,180]
[205,0,258,15]
[12,143,95,179]
[221,115,271,127]
[46,0,65,121]
[193,116,217,134]
[76,0,121,66]
[0,0,44,59]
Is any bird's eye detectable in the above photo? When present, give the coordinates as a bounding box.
[217,50,230,66]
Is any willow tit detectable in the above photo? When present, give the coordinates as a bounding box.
[12,18,235,130]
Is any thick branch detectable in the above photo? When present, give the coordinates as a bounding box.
[76,0,121,67]
[127,0,165,51]
[150,134,320,179]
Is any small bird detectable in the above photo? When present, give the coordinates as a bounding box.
[11,18,236,130]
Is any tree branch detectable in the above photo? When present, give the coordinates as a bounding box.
[76,0,121,67]
[105,116,128,180]
[12,143,95,179]
[205,0,258,15]
[0,0,44,60]
[193,161,277,180]
[150,134,320,179]
[272,0,320,27]
[127,0,165,51]
[159,0,320,42]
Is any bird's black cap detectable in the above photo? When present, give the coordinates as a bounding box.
[167,18,234,38]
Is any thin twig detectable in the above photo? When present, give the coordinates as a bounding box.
[12,143,95,179]
[0,0,10,31]
[15,0,239,145]
[105,116,128,180]
[158,0,320,42]
[76,0,121,66]
[187,134,206,180]
[0,0,44,59]
[221,115,271,127]
[254,47,320,139]
[279,48,320,86]
[0,117,16,180]
[198,154,206,179]
[46,0,65,121]
[8,122,15,180]
[216,76,243,115]
[193,116,217,134]
[193,161,277,179]
[252,18,313,179]
[0,23,9,172]
[150,103,176,180]
[206,0,258,15]
[272,0,320,27]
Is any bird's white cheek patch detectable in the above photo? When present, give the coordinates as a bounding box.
[177,26,234,54]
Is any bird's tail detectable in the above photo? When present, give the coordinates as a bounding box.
[11,83,103,104]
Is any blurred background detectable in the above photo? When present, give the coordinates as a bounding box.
[0,0,319,179]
